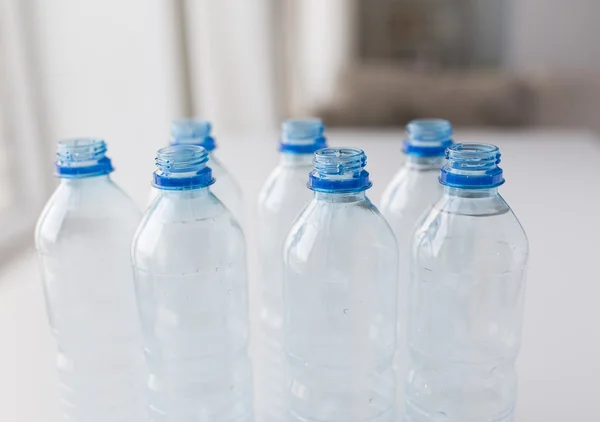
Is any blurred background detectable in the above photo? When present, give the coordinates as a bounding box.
[1,1,600,421]
[1,0,600,254]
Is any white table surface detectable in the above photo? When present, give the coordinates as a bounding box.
[2,129,600,422]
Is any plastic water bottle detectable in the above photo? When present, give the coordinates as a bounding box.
[284,147,399,422]
[405,143,529,422]
[35,139,147,421]
[149,119,244,225]
[256,118,327,422]
[132,145,254,421]
[379,119,452,413]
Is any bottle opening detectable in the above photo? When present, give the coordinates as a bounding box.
[308,147,371,193]
[153,145,215,190]
[170,118,216,151]
[403,118,453,157]
[55,138,114,178]
[440,143,504,189]
[448,142,499,156]
[280,118,327,154]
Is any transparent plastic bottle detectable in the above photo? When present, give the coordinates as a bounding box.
[149,119,244,225]
[284,148,398,422]
[405,143,529,422]
[35,139,147,422]
[379,119,453,413]
[132,145,254,421]
[256,118,327,422]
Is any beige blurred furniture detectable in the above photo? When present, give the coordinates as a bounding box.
[313,64,600,133]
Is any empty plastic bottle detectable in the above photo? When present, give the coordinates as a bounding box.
[284,147,398,422]
[256,118,327,422]
[380,119,452,413]
[35,139,147,422]
[405,143,529,422]
[149,119,244,225]
[132,145,253,421]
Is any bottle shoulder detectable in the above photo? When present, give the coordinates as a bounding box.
[381,167,442,213]
[414,194,529,270]
[285,197,398,258]
[258,165,312,213]
[138,191,238,228]
[132,192,245,269]
[35,179,141,248]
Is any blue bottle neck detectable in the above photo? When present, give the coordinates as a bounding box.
[279,118,326,154]
[308,148,371,193]
[170,119,216,151]
[153,145,214,190]
[440,143,504,189]
[55,138,114,178]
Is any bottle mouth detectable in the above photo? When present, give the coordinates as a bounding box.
[170,118,216,151]
[440,143,505,189]
[153,145,215,190]
[279,118,327,154]
[403,118,453,157]
[55,138,114,178]
[308,147,371,193]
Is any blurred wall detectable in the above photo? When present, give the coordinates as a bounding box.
[291,0,357,112]
[30,0,281,207]
[472,0,506,67]
[184,0,279,132]
[508,0,600,70]
[27,0,600,182]
[31,0,189,206]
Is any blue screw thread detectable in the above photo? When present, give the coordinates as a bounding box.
[308,147,372,193]
[55,138,114,178]
[170,119,216,151]
[279,118,327,154]
[440,143,505,189]
[153,145,215,190]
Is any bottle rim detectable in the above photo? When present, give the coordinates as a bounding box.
[403,118,454,157]
[153,145,215,190]
[170,118,217,151]
[308,147,372,193]
[279,118,327,154]
[440,143,505,189]
[55,138,114,178]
